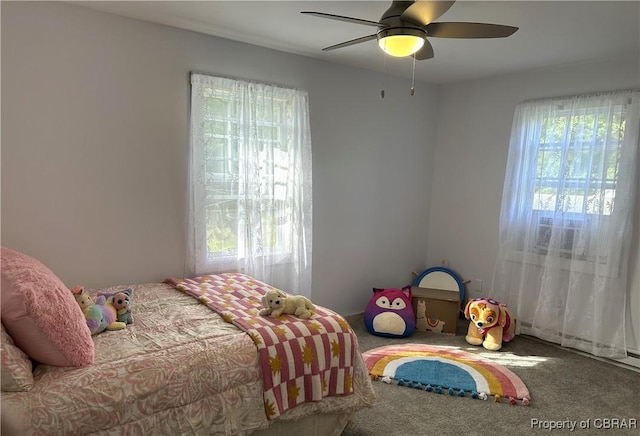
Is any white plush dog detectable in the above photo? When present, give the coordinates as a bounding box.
[259,289,315,319]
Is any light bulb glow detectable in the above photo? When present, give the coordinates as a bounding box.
[377,30,426,57]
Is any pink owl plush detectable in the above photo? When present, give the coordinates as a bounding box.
[364,286,415,338]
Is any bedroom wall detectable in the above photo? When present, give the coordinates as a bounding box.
[0,1,439,315]
[428,55,640,356]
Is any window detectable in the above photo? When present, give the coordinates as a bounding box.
[494,93,634,267]
[203,87,292,260]
[529,103,626,261]
[532,107,622,216]
[492,89,639,358]
[187,73,313,296]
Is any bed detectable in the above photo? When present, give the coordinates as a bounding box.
[0,248,375,435]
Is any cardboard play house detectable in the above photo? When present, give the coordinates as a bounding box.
[411,267,465,335]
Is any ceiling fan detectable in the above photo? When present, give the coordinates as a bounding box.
[301,0,518,60]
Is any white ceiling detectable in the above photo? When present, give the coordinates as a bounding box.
[76,1,640,84]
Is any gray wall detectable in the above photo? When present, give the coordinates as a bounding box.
[428,56,640,355]
[1,1,438,315]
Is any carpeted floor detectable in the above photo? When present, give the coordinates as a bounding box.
[342,314,640,435]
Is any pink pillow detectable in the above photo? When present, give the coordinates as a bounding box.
[0,247,94,367]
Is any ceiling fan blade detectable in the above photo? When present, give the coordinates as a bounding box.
[301,11,384,28]
[425,22,518,38]
[414,39,434,60]
[401,1,456,26]
[322,34,378,51]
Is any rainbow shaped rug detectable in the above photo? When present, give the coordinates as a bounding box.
[362,344,530,406]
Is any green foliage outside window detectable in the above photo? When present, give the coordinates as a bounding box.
[532,109,625,215]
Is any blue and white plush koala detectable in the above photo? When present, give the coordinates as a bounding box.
[99,288,134,325]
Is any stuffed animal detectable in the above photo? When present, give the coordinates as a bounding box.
[106,289,134,324]
[464,298,515,351]
[71,285,94,311]
[97,289,134,324]
[72,287,127,335]
[364,287,415,338]
[83,295,127,336]
[259,289,315,319]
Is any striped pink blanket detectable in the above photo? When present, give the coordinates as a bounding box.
[165,273,356,419]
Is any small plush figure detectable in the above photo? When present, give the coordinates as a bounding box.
[364,287,415,338]
[72,286,127,335]
[108,289,134,324]
[83,295,127,336]
[464,298,515,351]
[98,289,134,324]
[71,285,94,311]
[259,289,315,319]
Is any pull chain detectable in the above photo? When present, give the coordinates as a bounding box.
[410,54,416,96]
[381,54,387,99]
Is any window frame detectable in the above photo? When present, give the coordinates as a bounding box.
[196,79,300,266]
[522,103,626,263]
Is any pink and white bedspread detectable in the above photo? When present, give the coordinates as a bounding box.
[2,280,375,435]
[165,273,356,420]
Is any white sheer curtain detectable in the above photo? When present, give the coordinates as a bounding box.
[492,89,639,358]
[187,73,313,297]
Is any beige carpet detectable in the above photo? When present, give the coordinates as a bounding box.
[342,314,640,435]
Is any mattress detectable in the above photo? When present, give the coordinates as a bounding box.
[2,282,375,435]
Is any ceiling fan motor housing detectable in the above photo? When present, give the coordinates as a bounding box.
[381,1,419,22]
[377,26,426,42]
[377,1,427,44]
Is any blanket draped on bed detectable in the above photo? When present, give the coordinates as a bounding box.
[165,273,356,420]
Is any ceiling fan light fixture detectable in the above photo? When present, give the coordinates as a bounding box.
[377,28,426,57]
